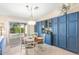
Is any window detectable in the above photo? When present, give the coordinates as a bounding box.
[10,23,25,33]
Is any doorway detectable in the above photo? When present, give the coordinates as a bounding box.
[8,22,27,54]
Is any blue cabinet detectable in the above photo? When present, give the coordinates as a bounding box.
[45,33,52,45]
[58,15,67,49]
[51,17,58,46]
[0,39,3,55]
[35,22,42,36]
[35,22,38,34]
[58,12,79,53]
[35,23,38,33]
[67,12,78,52]
[35,12,79,53]
[0,36,6,55]
[38,22,42,36]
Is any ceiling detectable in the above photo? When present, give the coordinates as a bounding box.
[0,3,63,20]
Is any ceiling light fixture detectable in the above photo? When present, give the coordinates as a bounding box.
[26,5,39,20]
[61,3,71,14]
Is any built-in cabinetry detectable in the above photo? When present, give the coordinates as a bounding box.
[51,17,59,46]
[35,20,53,45]
[35,12,79,53]
[44,32,53,45]
[0,39,2,54]
[45,33,51,45]
[35,22,42,36]
[66,12,78,52]
[52,12,79,53]
[58,15,67,49]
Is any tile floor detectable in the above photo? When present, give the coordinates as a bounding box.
[4,44,77,55]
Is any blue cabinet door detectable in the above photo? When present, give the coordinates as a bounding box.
[39,22,42,36]
[0,40,2,55]
[35,22,39,35]
[67,12,78,52]
[0,37,6,55]
[35,23,38,33]
[58,15,67,48]
[59,23,66,48]
[51,18,58,46]
[67,21,77,52]
[52,24,58,46]
[45,34,51,45]
[37,22,42,36]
